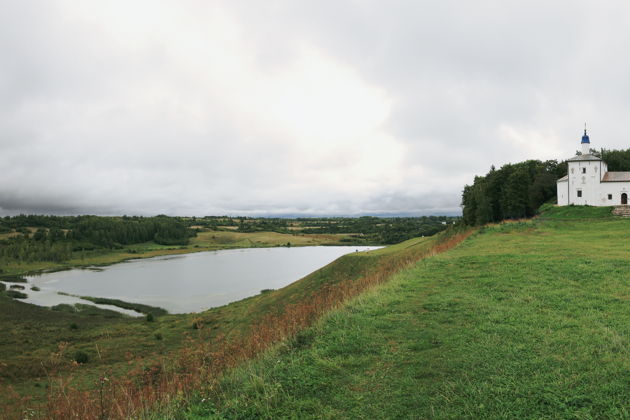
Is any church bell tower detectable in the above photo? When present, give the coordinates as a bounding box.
[581,125,590,155]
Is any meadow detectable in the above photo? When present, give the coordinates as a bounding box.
[1,226,466,418]
[181,208,629,419]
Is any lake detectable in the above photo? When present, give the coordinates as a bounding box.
[17,246,380,315]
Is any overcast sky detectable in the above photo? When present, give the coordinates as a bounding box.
[2,1,630,217]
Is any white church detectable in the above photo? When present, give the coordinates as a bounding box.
[557,129,630,206]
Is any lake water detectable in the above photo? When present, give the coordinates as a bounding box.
[15,246,379,315]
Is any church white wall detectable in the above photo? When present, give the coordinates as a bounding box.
[557,180,568,205]
[567,160,602,205]
[597,182,630,205]
[557,160,630,206]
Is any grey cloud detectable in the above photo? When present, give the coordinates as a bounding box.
[2,1,630,216]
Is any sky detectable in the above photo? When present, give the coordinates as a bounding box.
[2,1,630,217]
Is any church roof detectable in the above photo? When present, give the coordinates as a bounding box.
[602,172,630,182]
[557,175,568,182]
[567,153,602,162]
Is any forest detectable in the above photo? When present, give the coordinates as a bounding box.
[0,215,195,264]
[460,147,630,225]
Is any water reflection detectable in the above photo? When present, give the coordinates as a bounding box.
[22,246,379,314]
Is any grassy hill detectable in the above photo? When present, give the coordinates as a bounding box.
[180,210,629,419]
[2,229,469,418]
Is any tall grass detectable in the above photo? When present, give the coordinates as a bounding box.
[6,228,473,420]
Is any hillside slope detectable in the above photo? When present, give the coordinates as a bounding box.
[4,230,474,418]
[183,216,629,419]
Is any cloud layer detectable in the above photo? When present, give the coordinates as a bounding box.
[2,1,630,216]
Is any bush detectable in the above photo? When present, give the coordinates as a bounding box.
[6,290,27,299]
[154,332,163,340]
[0,283,5,292]
[69,323,79,330]
[146,313,154,322]
[31,286,40,291]
[74,350,89,364]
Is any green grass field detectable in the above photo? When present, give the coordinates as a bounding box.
[182,212,629,419]
[0,232,441,417]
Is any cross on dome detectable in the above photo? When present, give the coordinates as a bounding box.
[581,123,590,144]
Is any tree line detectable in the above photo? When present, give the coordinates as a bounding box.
[461,147,630,225]
[233,216,457,244]
[184,215,458,244]
[0,215,195,264]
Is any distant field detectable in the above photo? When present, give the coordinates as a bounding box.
[191,229,348,248]
[183,212,629,419]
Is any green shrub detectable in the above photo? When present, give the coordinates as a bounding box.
[74,350,89,364]
[69,323,79,330]
[146,313,154,322]
[0,283,5,292]
[6,290,27,299]
[30,286,40,291]
[154,332,163,340]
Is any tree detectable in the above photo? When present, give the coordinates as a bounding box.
[461,159,564,225]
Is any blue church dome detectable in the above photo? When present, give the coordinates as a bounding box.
[581,129,590,144]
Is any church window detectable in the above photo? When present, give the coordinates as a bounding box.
[608,194,613,200]
[577,190,582,197]
[595,167,598,172]
[582,167,586,174]
[571,168,574,174]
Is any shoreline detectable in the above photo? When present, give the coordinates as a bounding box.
[5,236,374,279]
[5,244,382,316]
